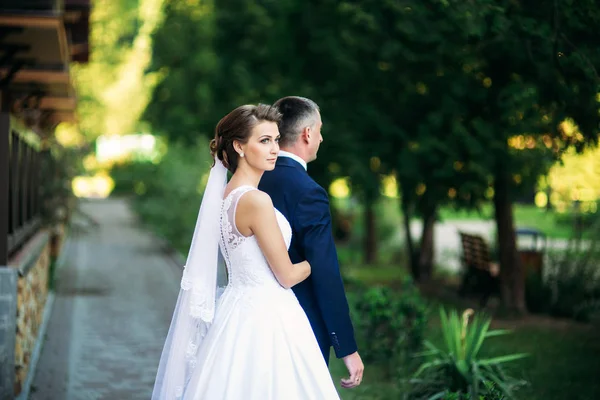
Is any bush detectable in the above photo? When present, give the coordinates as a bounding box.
[407,308,527,400]
[524,270,552,314]
[109,160,159,196]
[545,247,600,322]
[39,146,80,226]
[443,383,507,400]
[352,277,428,378]
[526,217,600,321]
[110,141,213,254]
[554,210,598,233]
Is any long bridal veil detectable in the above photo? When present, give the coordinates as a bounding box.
[152,159,228,399]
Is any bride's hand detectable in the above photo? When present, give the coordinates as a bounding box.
[293,260,311,280]
[245,191,310,288]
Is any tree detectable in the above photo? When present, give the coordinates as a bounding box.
[74,0,163,141]
[142,1,600,310]
[143,0,217,142]
[453,0,600,313]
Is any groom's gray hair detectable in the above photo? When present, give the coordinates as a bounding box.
[273,96,320,147]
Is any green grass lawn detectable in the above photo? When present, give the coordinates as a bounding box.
[438,203,495,221]
[330,358,401,400]
[439,203,582,239]
[330,320,600,400]
[424,319,600,400]
[336,196,584,240]
[335,265,600,400]
[330,301,600,400]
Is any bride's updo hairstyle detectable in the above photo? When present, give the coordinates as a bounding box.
[210,104,282,173]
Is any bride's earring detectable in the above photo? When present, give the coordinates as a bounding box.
[240,152,244,158]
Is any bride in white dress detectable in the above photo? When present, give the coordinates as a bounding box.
[152,104,340,399]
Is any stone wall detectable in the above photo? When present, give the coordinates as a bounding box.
[0,230,55,398]
[0,268,17,399]
[14,240,51,395]
[50,224,66,259]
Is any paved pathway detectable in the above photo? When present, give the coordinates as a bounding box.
[31,199,181,400]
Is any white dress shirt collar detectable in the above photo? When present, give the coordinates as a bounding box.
[278,150,307,171]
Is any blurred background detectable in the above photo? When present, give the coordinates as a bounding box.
[1,0,600,399]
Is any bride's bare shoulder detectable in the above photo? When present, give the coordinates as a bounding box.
[237,189,273,212]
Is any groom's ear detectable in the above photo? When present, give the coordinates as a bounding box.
[301,126,312,143]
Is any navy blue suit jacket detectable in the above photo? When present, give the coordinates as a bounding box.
[259,156,357,363]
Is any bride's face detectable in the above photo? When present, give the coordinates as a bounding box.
[238,121,280,172]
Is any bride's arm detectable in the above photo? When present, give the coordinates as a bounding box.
[237,190,310,289]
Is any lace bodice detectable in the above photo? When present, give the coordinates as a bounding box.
[219,186,292,290]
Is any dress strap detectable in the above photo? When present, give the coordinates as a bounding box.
[221,186,258,257]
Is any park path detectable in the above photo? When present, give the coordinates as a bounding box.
[30,199,180,400]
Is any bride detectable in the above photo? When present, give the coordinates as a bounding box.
[152,104,340,399]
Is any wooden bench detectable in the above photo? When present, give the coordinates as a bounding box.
[458,231,500,306]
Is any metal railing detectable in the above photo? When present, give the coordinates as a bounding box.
[0,112,41,264]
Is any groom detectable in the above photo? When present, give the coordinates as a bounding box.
[259,96,364,388]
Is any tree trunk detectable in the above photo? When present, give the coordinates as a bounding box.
[364,200,378,264]
[418,205,437,282]
[401,193,419,280]
[545,185,553,212]
[493,170,527,314]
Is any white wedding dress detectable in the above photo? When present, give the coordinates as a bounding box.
[182,185,340,399]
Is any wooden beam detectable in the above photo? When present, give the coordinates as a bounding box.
[70,43,88,56]
[39,96,76,111]
[57,18,69,65]
[64,11,83,24]
[50,110,76,124]
[0,15,61,29]
[0,68,70,84]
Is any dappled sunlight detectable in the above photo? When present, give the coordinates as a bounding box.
[535,191,548,208]
[381,175,398,198]
[96,133,161,164]
[72,0,165,140]
[54,122,86,148]
[547,144,600,212]
[72,173,115,198]
[330,178,351,199]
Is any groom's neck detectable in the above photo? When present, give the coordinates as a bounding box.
[280,146,309,164]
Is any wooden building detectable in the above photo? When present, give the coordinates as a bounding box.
[0,1,90,398]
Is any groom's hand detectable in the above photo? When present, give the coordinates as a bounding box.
[340,352,364,389]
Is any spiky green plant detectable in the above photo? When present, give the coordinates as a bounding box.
[407,308,527,400]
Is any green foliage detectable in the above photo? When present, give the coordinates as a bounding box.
[142,0,600,309]
[553,209,599,233]
[352,278,428,377]
[408,308,527,400]
[117,141,212,254]
[548,145,600,211]
[110,160,158,196]
[444,382,507,400]
[143,0,600,212]
[143,0,218,142]
[334,268,600,400]
[39,146,82,226]
[532,220,600,321]
[523,271,552,315]
[74,0,164,140]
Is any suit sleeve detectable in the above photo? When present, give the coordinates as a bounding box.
[295,186,358,358]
